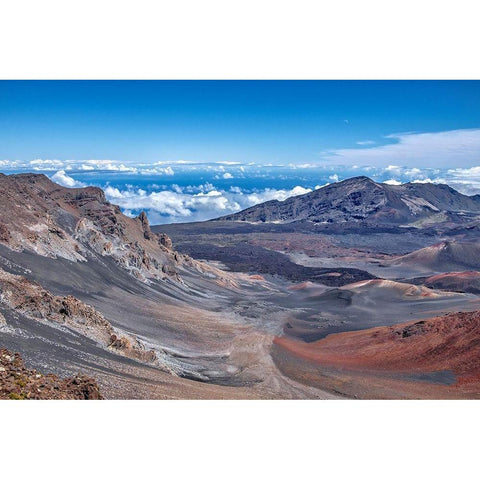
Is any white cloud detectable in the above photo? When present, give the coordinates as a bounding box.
[356,140,376,145]
[448,166,480,177]
[383,179,402,185]
[329,174,339,182]
[404,167,422,176]
[367,165,480,195]
[103,163,137,172]
[51,170,85,188]
[222,172,234,179]
[436,166,480,194]
[154,160,194,165]
[29,159,66,171]
[287,186,311,197]
[140,166,175,176]
[103,184,313,224]
[105,187,239,221]
[411,178,435,184]
[323,128,480,168]
[103,186,124,198]
[288,163,318,169]
[0,159,22,168]
[8,158,141,173]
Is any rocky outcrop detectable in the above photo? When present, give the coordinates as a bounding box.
[158,233,173,250]
[137,211,153,240]
[0,348,103,399]
[0,267,157,364]
[0,223,11,244]
[0,173,229,285]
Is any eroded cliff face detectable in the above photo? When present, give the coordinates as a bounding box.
[0,173,231,285]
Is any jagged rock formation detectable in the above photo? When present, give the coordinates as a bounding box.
[0,267,156,364]
[0,173,228,284]
[216,176,480,226]
[0,348,103,399]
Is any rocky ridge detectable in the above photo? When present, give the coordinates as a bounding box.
[217,176,480,226]
[0,173,230,285]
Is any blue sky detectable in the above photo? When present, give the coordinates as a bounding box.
[1,81,480,223]
[1,80,480,164]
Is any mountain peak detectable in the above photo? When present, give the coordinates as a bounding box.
[9,172,52,184]
[344,175,377,184]
[216,176,480,226]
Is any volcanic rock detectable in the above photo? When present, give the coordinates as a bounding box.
[0,267,157,364]
[216,176,480,226]
[0,348,103,400]
[0,173,226,284]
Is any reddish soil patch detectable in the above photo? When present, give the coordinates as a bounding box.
[274,311,480,395]
[287,282,312,291]
[248,274,266,281]
[424,271,480,294]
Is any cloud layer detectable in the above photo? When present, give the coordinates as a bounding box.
[2,126,480,224]
[324,128,480,168]
[94,163,480,223]
[1,127,479,174]
[103,184,313,224]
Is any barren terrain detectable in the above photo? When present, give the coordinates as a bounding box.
[2,174,480,399]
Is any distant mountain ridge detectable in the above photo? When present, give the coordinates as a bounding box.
[215,176,480,226]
